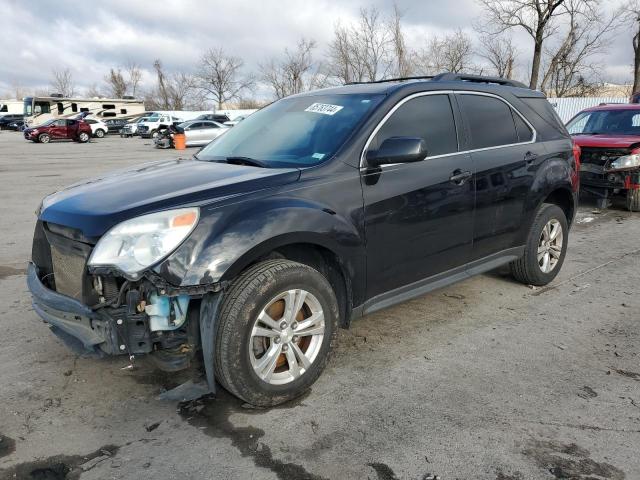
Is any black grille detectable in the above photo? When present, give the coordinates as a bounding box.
[32,221,94,301]
[580,147,629,167]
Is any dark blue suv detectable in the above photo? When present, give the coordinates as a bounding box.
[28,73,579,406]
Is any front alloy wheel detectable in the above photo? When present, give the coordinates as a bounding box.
[213,259,338,406]
[250,289,325,385]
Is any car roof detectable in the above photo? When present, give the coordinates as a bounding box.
[581,103,640,112]
[289,77,543,99]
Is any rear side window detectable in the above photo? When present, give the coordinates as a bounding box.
[520,97,568,138]
[372,94,458,156]
[458,94,519,149]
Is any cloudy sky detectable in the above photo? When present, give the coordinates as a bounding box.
[0,0,635,100]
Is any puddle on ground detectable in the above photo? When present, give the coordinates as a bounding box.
[0,445,118,480]
[178,386,326,480]
[523,439,625,479]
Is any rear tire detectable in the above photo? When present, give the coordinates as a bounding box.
[626,189,640,212]
[95,129,105,138]
[38,133,50,143]
[510,203,568,286]
[213,259,339,406]
[77,132,90,143]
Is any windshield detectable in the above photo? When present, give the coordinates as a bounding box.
[23,98,33,116]
[567,109,640,135]
[196,94,384,168]
[36,119,55,128]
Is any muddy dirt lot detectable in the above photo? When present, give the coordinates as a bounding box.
[0,132,638,480]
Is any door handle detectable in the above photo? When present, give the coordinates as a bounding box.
[450,169,472,185]
[524,151,538,163]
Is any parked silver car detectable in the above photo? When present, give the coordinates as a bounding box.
[180,120,229,146]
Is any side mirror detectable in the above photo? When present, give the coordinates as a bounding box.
[367,137,427,167]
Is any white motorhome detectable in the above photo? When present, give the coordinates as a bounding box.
[23,95,146,127]
[136,111,213,138]
[0,100,24,114]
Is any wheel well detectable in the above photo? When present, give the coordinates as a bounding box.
[543,188,575,225]
[257,243,352,329]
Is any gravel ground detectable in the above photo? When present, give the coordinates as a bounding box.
[0,132,638,480]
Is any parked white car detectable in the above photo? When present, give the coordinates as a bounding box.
[180,120,229,146]
[120,117,149,137]
[84,118,108,138]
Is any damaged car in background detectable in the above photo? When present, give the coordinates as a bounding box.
[28,73,578,406]
[568,103,640,211]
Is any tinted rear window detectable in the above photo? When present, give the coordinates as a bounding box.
[520,97,568,138]
[458,94,519,149]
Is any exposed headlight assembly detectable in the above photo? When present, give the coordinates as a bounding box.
[607,150,640,172]
[88,208,199,277]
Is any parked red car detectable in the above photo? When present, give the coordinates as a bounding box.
[567,104,640,211]
[23,119,92,144]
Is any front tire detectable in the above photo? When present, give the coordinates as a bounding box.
[38,133,50,143]
[95,129,105,138]
[510,203,568,286]
[626,189,640,212]
[213,259,339,406]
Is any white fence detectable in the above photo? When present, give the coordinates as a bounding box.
[547,97,627,123]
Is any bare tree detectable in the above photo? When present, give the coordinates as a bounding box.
[50,68,75,97]
[624,1,640,94]
[389,4,412,77]
[478,34,517,78]
[195,47,253,109]
[540,0,618,96]
[105,68,128,98]
[477,0,573,89]
[84,83,103,98]
[326,7,392,83]
[125,60,142,96]
[147,60,197,110]
[417,30,474,74]
[260,38,318,99]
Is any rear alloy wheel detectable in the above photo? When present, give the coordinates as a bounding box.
[213,259,338,406]
[77,132,90,143]
[510,203,568,286]
[38,133,50,143]
[627,188,640,212]
[95,129,105,138]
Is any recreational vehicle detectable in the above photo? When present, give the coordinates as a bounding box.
[23,96,145,127]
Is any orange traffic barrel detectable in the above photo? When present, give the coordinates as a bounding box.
[174,133,186,150]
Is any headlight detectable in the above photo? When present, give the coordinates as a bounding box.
[88,208,199,277]
[607,152,640,172]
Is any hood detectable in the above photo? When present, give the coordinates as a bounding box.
[572,134,640,149]
[40,158,300,238]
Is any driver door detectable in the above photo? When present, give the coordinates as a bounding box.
[361,93,475,301]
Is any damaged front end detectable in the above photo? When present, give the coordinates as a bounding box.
[579,147,640,206]
[28,218,222,387]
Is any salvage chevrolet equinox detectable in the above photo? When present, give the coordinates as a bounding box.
[28,73,579,406]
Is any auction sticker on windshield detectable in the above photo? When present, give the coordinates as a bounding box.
[305,103,344,115]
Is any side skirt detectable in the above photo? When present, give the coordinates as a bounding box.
[351,246,524,320]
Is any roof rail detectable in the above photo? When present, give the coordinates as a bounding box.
[347,75,435,85]
[345,72,529,89]
[432,73,528,89]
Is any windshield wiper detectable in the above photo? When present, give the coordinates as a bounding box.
[224,156,269,168]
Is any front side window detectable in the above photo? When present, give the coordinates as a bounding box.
[371,94,458,157]
[458,94,519,149]
[197,93,384,168]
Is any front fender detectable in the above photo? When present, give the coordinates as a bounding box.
[156,196,365,290]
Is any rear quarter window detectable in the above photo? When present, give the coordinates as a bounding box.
[518,97,569,140]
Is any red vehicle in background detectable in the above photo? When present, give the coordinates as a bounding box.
[23,118,92,144]
[567,104,640,211]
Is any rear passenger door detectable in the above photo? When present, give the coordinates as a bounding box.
[455,92,542,260]
[362,93,475,300]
